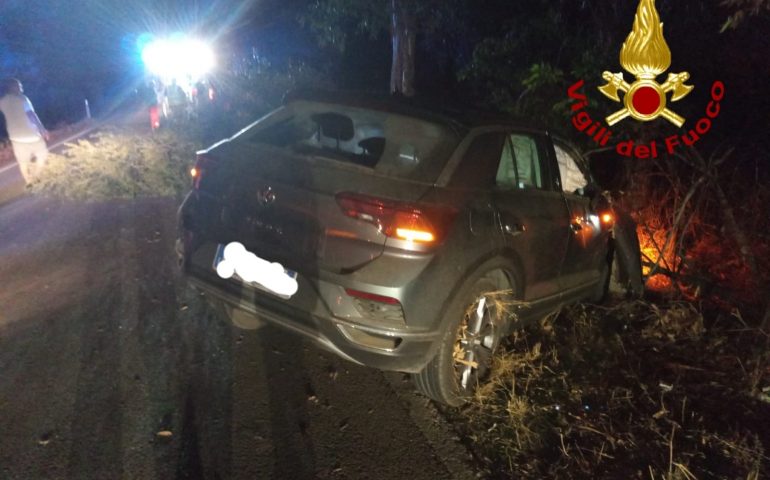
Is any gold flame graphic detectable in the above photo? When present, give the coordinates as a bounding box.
[619,0,671,78]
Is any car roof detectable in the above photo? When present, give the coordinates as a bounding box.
[283,89,547,133]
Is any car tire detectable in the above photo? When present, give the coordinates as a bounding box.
[412,272,511,406]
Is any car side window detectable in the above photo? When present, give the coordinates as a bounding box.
[554,144,589,194]
[448,132,505,189]
[495,133,544,189]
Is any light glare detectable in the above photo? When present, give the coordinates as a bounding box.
[395,228,435,243]
[141,37,215,79]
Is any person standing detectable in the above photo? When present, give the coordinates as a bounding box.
[166,79,188,124]
[152,78,167,122]
[0,78,49,185]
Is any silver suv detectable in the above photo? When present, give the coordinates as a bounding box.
[176,92,641,405]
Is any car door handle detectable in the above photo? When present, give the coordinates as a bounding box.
[503,223,525,236]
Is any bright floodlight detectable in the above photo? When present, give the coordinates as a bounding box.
[141,37,215,79]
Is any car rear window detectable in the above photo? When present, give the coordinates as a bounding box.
[241,101,461,182]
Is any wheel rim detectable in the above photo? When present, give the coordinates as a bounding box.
[453,294,499,392]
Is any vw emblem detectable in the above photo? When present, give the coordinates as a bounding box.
[256,186,276,206]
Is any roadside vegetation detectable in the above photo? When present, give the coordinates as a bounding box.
[445,300,769,479]
[27,60,331,201]
[31,129,200,200]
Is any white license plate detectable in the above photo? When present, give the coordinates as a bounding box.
[212,243,298,298]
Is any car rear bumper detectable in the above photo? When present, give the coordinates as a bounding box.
[183,258,442,374]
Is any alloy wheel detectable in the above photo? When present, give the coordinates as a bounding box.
[453,294,499,392]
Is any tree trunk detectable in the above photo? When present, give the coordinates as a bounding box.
[390,0,416,96]
[715,183,758,278]
[714,182,769,330]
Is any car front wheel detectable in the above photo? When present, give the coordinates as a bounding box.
[413,273,511,406]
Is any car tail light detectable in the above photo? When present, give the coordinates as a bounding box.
[335,192,457,244]
[191,153,217,190]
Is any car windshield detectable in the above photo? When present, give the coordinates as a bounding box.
[242,100,461,182]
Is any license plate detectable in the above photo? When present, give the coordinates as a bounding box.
[212,243,298,298]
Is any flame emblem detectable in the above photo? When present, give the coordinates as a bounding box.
[598,0,693,127]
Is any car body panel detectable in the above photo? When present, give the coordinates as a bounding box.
[560,193,607,291]
[493,188,570,301]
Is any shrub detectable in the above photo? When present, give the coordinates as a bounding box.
[31,129,200,200]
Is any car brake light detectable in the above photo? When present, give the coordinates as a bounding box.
[600,212,614,226]
[335,192,456,244]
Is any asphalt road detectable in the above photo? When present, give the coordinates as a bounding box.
[0,188,476,479]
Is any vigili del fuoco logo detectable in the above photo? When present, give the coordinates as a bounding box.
[566,0,725,159]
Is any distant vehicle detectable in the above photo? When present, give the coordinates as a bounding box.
[176,91,642,405]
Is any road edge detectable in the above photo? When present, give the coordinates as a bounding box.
[385,372,479,480]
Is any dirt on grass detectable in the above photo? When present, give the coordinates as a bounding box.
[446,299,770,479]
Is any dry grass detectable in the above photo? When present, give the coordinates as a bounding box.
[30,129,200,200]
[447,300,770,479]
